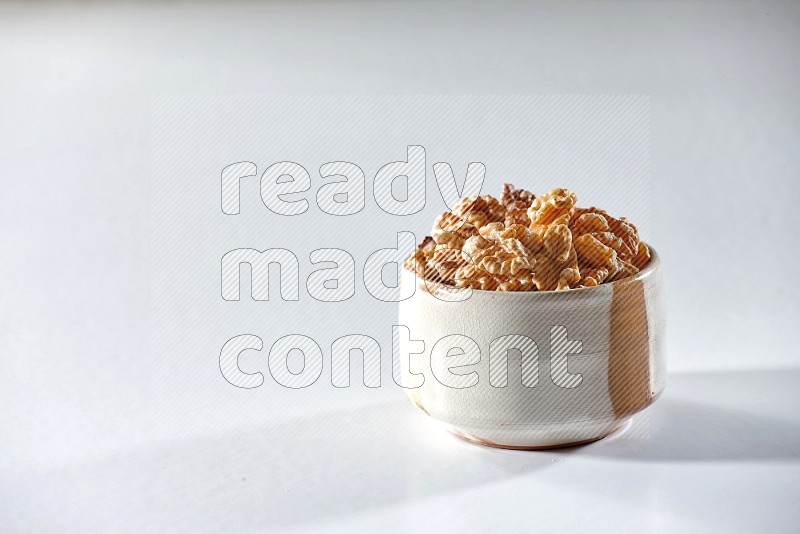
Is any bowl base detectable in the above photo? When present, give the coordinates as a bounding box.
[431,417,630,450]
[448,425,623,450]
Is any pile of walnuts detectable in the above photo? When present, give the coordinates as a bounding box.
[405,184,651,291]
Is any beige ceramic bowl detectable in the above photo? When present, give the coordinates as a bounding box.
[398,247,665,449]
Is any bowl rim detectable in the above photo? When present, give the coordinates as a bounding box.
[404,244,660,298]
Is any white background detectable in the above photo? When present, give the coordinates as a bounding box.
[1,1,799,533]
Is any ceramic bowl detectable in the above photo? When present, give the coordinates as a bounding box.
[397,247,665,449]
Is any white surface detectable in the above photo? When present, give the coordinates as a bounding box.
[3,369,799,533]
[2,1,800,532]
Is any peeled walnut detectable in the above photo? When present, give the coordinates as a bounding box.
[450,194,506,227]
[570,207,644,264]
[501,183,536,227]
[528,188,577,227]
